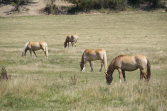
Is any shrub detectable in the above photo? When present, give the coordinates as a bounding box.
[44,4,58,14]
[65,0,128,12]
[128,0,163,8]
[44,0,56,15]
[11,0,24,12]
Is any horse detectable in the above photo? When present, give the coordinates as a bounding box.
[80,49,107,72]
[105,55,151,84]
[64,34,78,48]
[22,41,48,58]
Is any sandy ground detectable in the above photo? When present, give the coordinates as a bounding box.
[0,0,71,17]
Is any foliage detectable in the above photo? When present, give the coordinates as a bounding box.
[65,0,128,12]
[11,0,24,12]
[64,0,165,12]
[44,0,57,15]
[128,0,163,8]
[2,0,31,12]
[44,4,58,14]
[2,0,30,3]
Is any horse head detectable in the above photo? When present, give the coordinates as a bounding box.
[105,72,113,85]
[64,42,67,48]
[22,51,26,56]
[80,62,85,72]
[22,42,29,56]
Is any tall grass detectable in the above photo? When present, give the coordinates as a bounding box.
[0,12,167,110]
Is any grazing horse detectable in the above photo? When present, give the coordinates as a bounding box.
[80,49,107,72]
[22,42,48,58]
[105,55,151,84]
[64,34,78,48]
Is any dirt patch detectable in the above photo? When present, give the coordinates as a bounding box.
[0,0,72,17]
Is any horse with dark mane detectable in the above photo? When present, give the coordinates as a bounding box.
[22,42,48,58]
[80,49,107,72]
[64,34,78,48]
[105,55,151,84]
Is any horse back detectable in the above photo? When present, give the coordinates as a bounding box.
[71,34,78,39]
[28,42,47,50]
[134,55,147,68]
[39,41,47,46]
[84,49,105,61]
[66,35,72,42]
[120,55,147,70]
[71,34,78,42]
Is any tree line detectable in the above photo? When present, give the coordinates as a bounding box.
[1,0,166,14]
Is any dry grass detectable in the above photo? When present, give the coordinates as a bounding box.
[0,12,167,110]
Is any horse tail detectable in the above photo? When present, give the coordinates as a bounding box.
[74,35,78,47]
[45,44,48,58]
[146,58,151,81]
[103,50,107,72]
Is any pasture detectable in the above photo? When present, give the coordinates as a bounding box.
[0,12,167,111]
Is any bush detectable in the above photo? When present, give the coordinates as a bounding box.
[11,0,24,12]
[108,0,127,11]
[65,0,127,12]
[44,4,58,14]
[128,0,163,8]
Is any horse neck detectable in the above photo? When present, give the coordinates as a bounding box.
[64,40,68,45]
[81,53,85,64]
[107,62,115,75]
[23,42,29,53]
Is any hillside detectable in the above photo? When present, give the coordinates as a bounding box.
[0,0,71,17]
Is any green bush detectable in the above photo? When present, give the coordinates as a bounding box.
[66,0,128,12]
[128,0,163,8]
[44,4,58,14]
[108,0,127,11]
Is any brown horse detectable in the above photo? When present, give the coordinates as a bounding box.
[105,55,151,84]
[80,49,107,72]
[22,42,48,58]
[64,34,78,48]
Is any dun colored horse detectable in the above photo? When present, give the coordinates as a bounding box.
[105,55,151,84]
[64,34,78,48]
[80,49,107,72]
[22,42,48,58]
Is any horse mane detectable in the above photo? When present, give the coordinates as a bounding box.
[23,42,29,52]
[111,55,125,64]
[64,35,70,43]
[107,55,125,72]
[81,52,85,63]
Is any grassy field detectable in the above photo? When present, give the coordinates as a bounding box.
[0,12,167,111]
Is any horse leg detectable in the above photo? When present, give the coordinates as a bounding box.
[75,40,77,47]
[42,46,48,58]
[89,61,93,72]
[42,48,47,58]
[122,70,126,83]
[99,60,103,72]
[140,69,147,80]
[44,51,47,58]
[118,68,122,83]
[33,51,38,58]
[29,50,32,57]
[68,42,69,48]
[71,42,74,47]
[140,70,143,80]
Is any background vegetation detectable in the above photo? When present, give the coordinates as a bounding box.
[1,0,166,14]
[0,12,167,110]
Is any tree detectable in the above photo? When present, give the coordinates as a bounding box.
[45,0,56,14]
[12,0,24,12]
